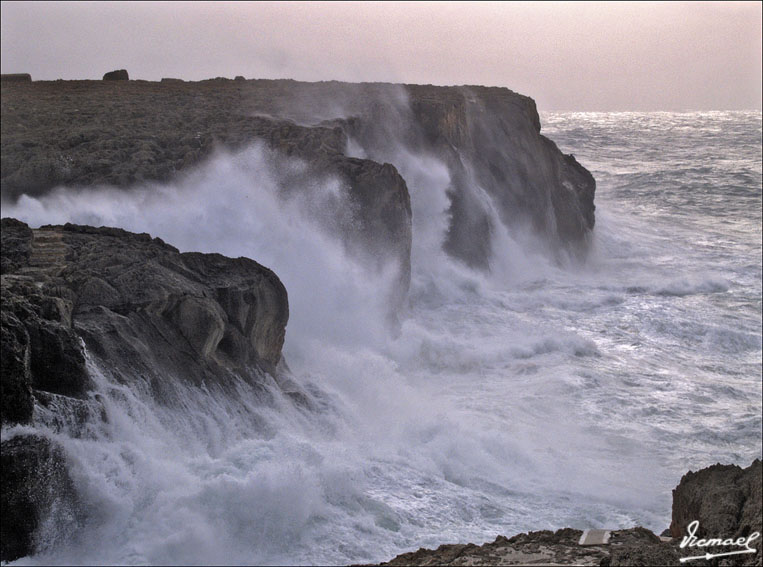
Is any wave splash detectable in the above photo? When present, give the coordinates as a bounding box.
[5,110,761,565]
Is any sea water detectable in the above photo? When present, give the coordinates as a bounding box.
[4,111,761,565]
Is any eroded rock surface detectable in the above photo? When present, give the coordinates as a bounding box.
[0,217,289,561]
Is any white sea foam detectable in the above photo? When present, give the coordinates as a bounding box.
[4,111,762,565]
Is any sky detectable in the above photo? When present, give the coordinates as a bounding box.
[1,1,761,111]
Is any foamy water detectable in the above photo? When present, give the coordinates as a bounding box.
[4,111,761,565]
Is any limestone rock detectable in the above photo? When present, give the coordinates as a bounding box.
[1,219,290,399]
[0,217,33,274]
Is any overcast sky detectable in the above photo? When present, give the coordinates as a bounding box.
[1,1,761,111]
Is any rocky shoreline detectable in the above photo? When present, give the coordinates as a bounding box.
[1,77,759,565]
[375,460,762,566]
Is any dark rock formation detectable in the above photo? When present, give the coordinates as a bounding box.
[671,459,762,566]
[375,460,762,566]
[102,69,128,81]
[0,218,290,561]
[0,73,31,82]
[0,435,79,563]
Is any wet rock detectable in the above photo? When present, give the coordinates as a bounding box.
[1,219,289,396]
[0,435,78,563]
[0,307,34,425]
[1,219,291,561]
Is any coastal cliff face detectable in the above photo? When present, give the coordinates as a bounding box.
[1,78,594,287]
[0,218,289,561]
[1,78,598,563]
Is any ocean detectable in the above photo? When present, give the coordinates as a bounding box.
[5,110,762,565]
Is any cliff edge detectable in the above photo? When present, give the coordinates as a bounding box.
[1,79,594,287]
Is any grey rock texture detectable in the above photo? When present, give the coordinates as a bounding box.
[377,527,679,566]
[0,218,289,561]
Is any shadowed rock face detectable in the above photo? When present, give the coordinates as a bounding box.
[0,217,289,561]
[1,218,289,403]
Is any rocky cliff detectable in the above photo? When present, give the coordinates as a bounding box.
[0,218,289,561]
[1,78,594,291]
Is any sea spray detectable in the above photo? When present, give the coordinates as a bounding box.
[4,111,761,565]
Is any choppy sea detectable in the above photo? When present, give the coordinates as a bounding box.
[5,110,762,565]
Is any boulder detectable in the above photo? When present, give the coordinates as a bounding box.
[102,69,128,81]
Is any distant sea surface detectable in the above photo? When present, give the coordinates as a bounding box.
[7,111,762,565]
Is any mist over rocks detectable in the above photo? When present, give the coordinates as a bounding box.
[1,77,594,285]
[0,218,290,561]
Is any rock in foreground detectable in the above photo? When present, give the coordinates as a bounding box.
[375,459,762,566]
[0,217,289,561]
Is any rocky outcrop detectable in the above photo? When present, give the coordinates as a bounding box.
[0,218,290,561]
[1,78,593,304]
[375,460,762,566]
[671,459,762,566]
[102,69,128,81]
[0,73,31,82]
